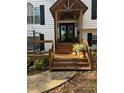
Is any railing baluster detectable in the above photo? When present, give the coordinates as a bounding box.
[33,31,36,52]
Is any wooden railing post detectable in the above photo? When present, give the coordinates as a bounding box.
[33,31,36,52]
[51,42,53,55]
[84,40,93,70]
[85,52,92,69]
[49,49,52,69]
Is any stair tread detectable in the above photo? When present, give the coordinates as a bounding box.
[53,62,88,64]
[51,66,91,70]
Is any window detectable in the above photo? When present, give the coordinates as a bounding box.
[87,33,97,46]
[34,7,40,24]
[27,3,45,25]
[27,3,33,24]
[92,0,97,19]
[92,35,97,44]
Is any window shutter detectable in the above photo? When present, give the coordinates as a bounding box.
[40,34,44,51]
[92,0,97,19]
[87,33,92,46]
[40,5,45,25]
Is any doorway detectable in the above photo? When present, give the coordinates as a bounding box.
[59,23,74,42]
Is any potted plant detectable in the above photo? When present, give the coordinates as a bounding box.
[73,43,87,57]
[73,43,81,56]
[79,43,87,58]
[72,51,76,55]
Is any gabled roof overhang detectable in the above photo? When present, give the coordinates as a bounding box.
[50,0,88,18]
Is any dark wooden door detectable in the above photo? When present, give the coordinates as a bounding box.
[60,23,74,42]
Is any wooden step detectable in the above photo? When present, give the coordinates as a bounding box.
[55,51,72,54]
[56,43,73,46]
[56,47,72,50]
[53,56,88,62]
[56,46,72,49]
[52,62,89,67]
[56,49,72,51]
[51,66,91,71]
[56,46,72,48]
[56,45,72,47]
[56,43,73,53]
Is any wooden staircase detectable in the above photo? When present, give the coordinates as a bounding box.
[49,41,93,70]
[51,54,92,70]
[55,43,73,54]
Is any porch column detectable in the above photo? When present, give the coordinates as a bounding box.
[79,10,83,43]
[55,11,58,47]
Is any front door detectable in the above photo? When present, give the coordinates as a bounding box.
[60,23,74,42]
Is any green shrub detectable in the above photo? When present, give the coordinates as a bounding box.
[35,60,44,70]
[42,57,49,66]
[92,51,97,58]
[34,57,49,70]
[27,57,34,68]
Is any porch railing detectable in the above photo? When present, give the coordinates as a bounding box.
[27,30,54,69]
[82,40,93,70]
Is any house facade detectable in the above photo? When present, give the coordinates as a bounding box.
[27,0,97,51]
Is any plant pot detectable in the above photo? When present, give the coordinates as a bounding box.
[76,50,80,56]
[83,51,86,57]
[79,51,83,55]
[72,51,76,55]
[80,54,84,58]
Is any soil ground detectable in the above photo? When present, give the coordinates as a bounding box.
[46,71,97,93]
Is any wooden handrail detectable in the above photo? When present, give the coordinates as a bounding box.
[49,49,52,69]
[85,41,93,61]
[82,40,93,69]
[85,52,91,68]
[27,39,53,44]
[48,43,54,69]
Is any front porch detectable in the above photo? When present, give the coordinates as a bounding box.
[50,0,88,46]
[27,0,95,71]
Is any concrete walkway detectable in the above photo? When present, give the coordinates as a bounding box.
[27,70,76,93]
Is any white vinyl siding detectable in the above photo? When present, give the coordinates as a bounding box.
[27,0,55,51]
[81,0,97,29]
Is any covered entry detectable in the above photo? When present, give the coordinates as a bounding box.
[50,0,88,44]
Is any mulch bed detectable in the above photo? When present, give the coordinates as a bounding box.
[44,71,96,93]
